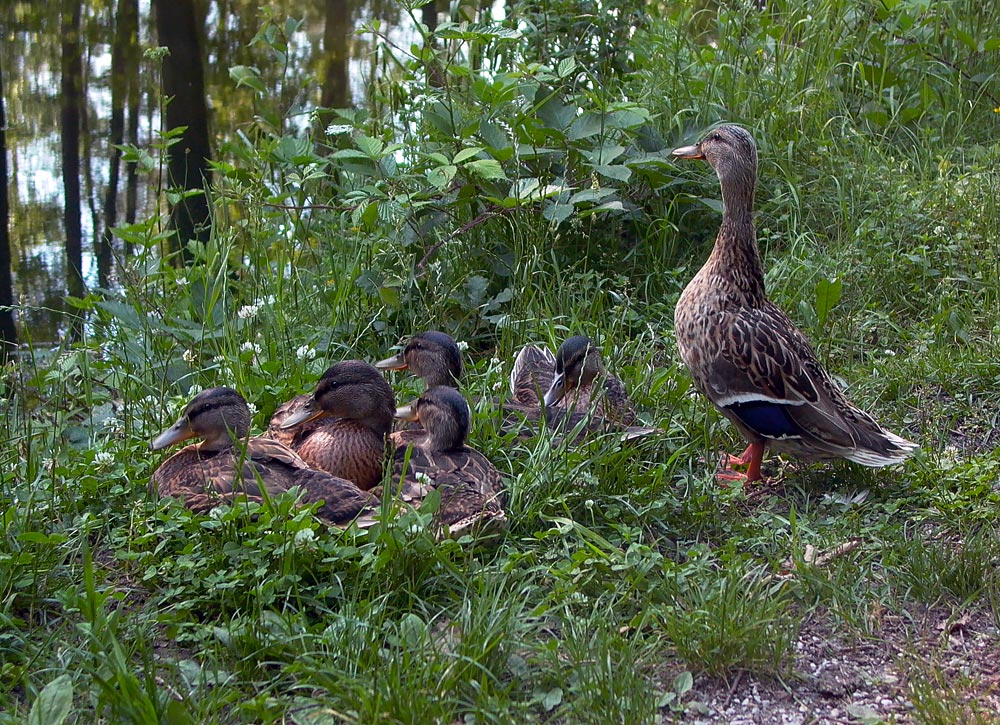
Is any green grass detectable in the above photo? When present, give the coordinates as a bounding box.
[4,0,1000,720]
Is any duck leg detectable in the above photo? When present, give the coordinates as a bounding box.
[716,442,766,484]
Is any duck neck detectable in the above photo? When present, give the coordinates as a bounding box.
[709,166,766,305]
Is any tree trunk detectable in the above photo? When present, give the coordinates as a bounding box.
[153,0,213,260]
[0,52,17,360]
[62,0,85,339]
[321,0,352,111]
[123,0,140,237]
[101,0,132,283]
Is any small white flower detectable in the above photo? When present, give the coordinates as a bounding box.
[176,275,188,287]
[182,349,197,364]
[415,471,433,487]
[294,528,316,546]
[209,506,226,520]
[263,295,276,306]
[240,341,262,355]
[296,344,316,361]
[456,340,469,351]
[188,384,203,396]
[247,402,258,417]
[42,458,54,470]
[884,349,897,357]
[103,416,122,431]
[933,225,945,236]
[237,303,260,319]
[94,451,114,467]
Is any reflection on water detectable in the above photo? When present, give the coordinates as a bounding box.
[4,0,416,344]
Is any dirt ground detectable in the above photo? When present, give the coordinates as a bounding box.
[673,605,1000,724]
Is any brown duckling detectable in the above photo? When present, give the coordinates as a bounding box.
[387,386,507,540]
[542,335,640,426]
[375,330,463,389]
[151,387,377,525]
[508,337,654,440]
[268,360,395,490]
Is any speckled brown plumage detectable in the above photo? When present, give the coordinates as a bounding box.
[672,125,917,483]
[268,360,395,490]
[506,338,654,441]
[151,387,377,525]
[382,386,506,540]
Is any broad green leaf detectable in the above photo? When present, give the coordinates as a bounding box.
[355,136,385,158]
[569,112,605,141]
[28,674,73,725]
[557,56,577,78]
[984,37,1000,51]
[542,202,574,224]
[464,159,506,180]
[569,188,615,204]
[814,277,842,328]
[426,165,457,190]
[453,147,483,164]
[228,66,265,94]
[594,164,632,182]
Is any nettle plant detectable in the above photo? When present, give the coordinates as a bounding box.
[220,11,677,329]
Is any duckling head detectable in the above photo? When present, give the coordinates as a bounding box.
[151,387,251,452]
[376,330,463,389]
[395,385,471,452]
[543,335,603,406]
[279,360,396,435]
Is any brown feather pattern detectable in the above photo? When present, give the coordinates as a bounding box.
[151,387,377,525]
[267,361,395,490]
[384,386,507,539]
[673,125,917,470]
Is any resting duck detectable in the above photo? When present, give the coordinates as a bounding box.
[672,125,917,483]
[151,387,378,525]
[268,360,395,490]
[508,337,654,440]
[386,386,507,540]
[374,330,463,389]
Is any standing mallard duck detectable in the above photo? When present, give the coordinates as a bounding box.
[672,125,917,483]
[374,330,463,389]
[268,361,395,490]
[388,386,507,540]
[151,387,378,525]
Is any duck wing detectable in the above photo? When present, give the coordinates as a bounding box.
[510,344,556,406]
[706,303,915,463]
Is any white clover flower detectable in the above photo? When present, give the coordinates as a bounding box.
[188,384,203,396]
[240,341,262,355]
[247,402,258,418]
[294,528,316,546]
[933,225,945,236]
[884,349,897,357]
[456,340,469,351]
[209,506,226,520]
[296,344,316,361]
[264,295,276,306]
[237,303,260,319]
[176,275,188,287]
[182,349,197,364]
[94,451,114,467]
[415,471,434,487]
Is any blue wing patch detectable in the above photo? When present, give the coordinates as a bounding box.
[725,400,802,440]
